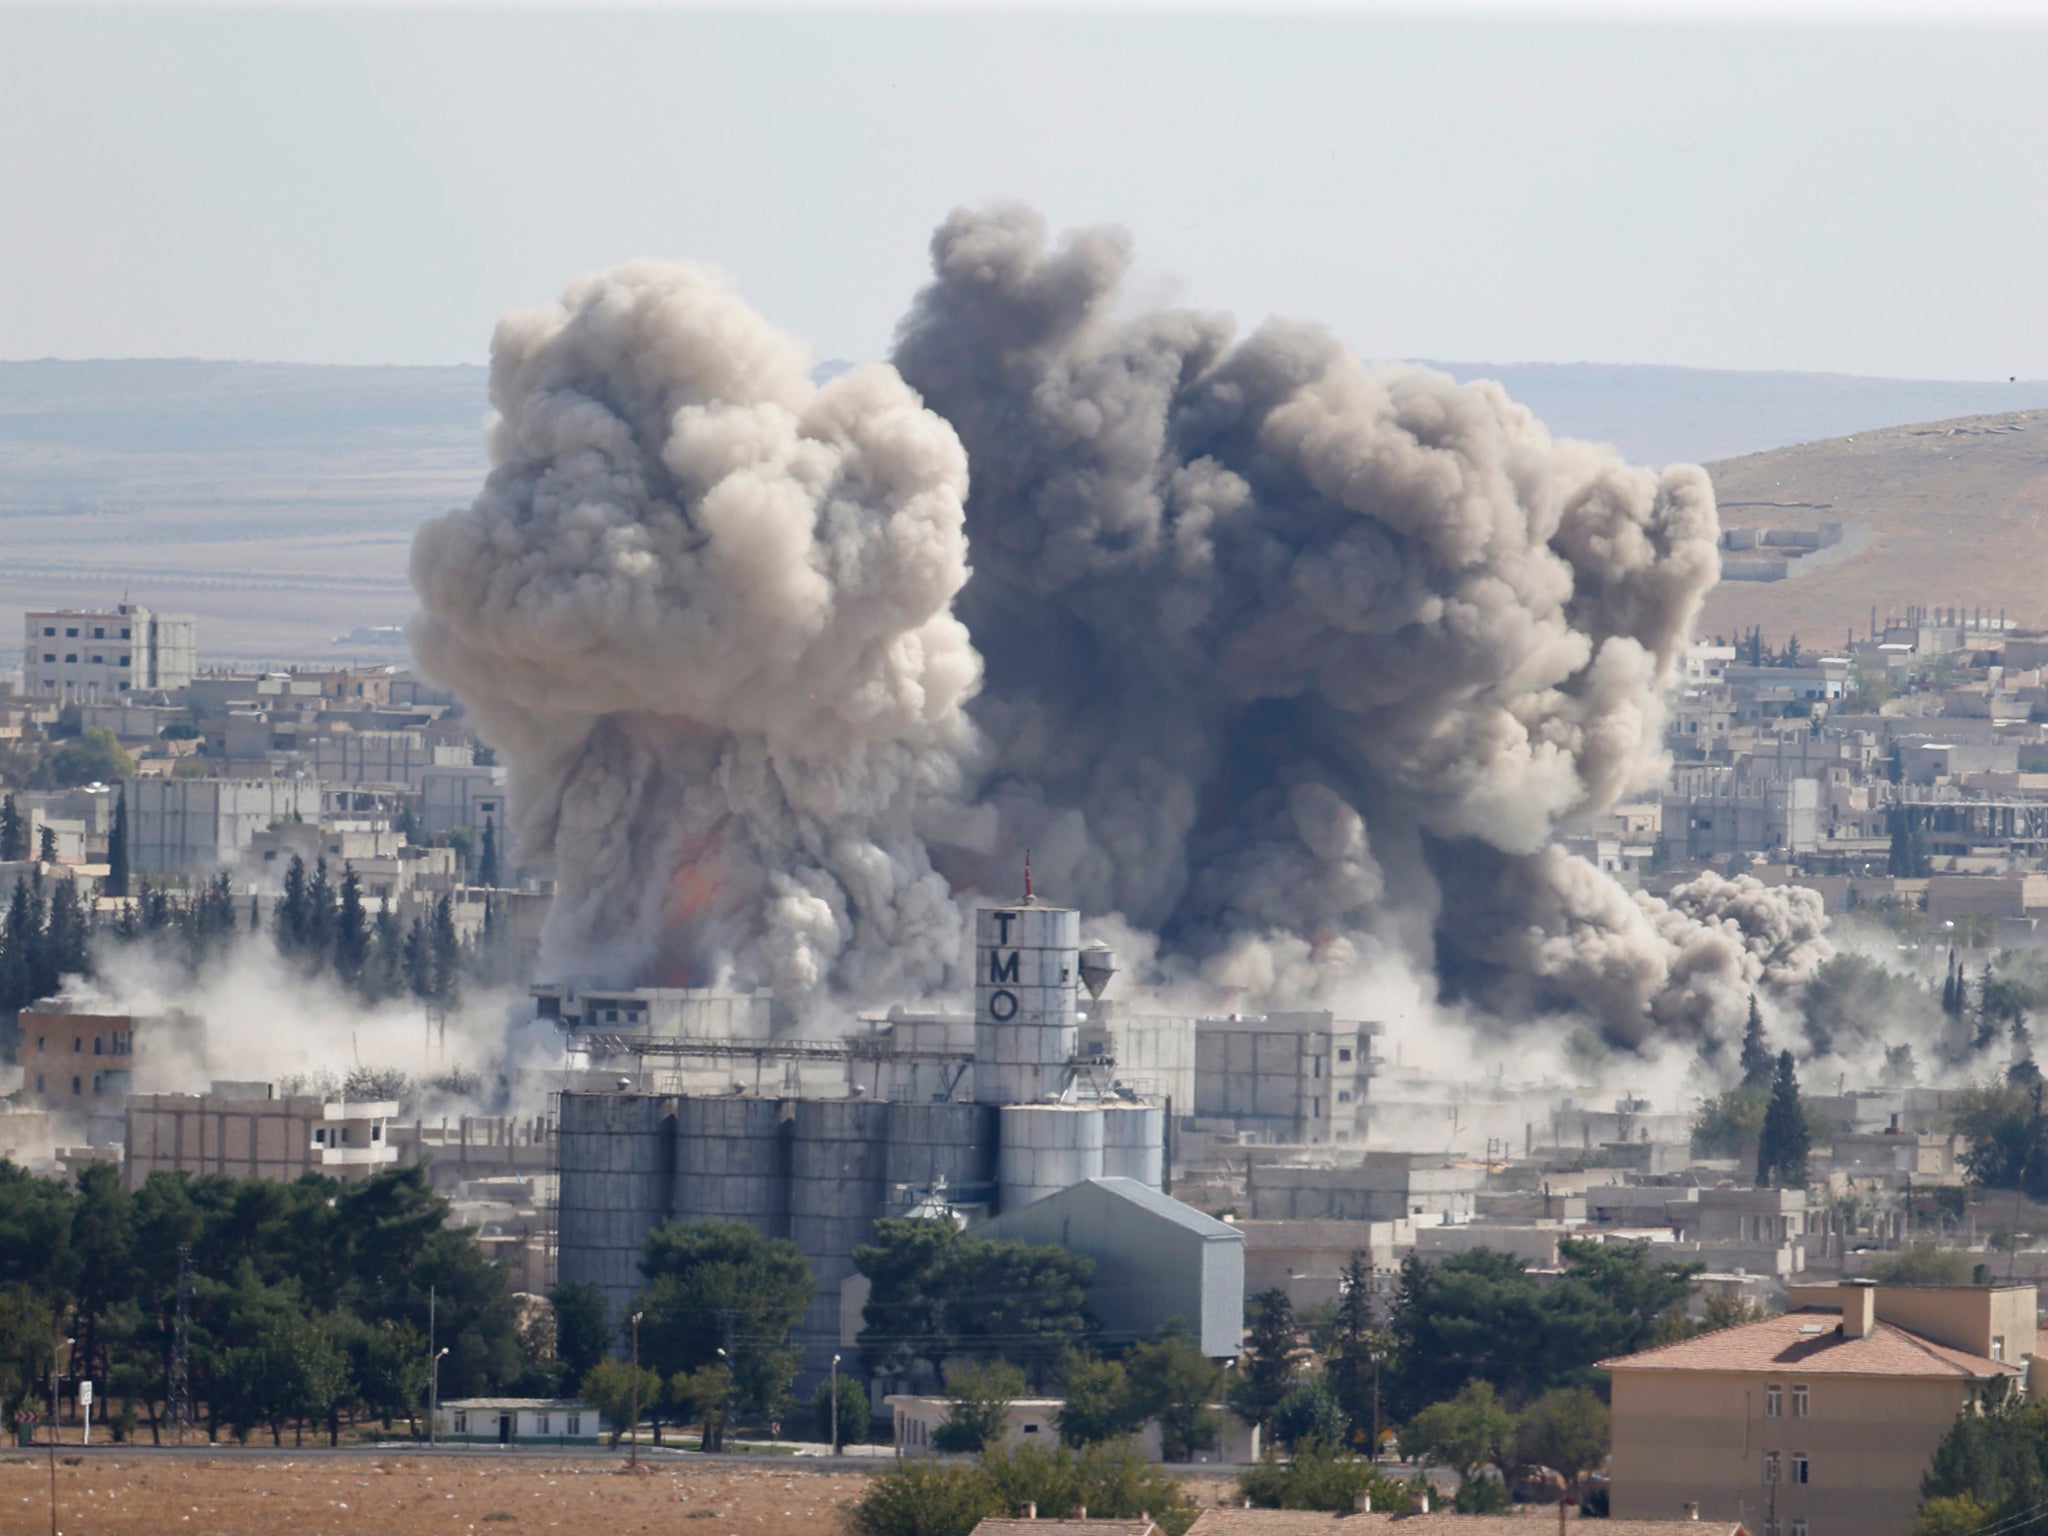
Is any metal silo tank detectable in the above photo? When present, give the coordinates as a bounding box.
[555,1091,676,1325]
[884,1100,998,1211]
[1099,1102,1165,1188]
[997,1103,1104,1212]
[672,1095,791,1238]
[788,1097,893,1382]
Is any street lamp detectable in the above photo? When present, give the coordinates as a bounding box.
[48,1336,74,1536]
[831,1355,841,1457]
[629,1312,645,1469]
[714,1346,730,1454]
[429,1347,449,1447]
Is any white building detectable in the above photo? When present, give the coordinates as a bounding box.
[421,763,508,838]
[22,604,195,701]
[438,1398,605,1444]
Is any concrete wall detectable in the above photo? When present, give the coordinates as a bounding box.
[1609,1365,1980,1535]
[124,1092,324,1188]
[128,777,323,875]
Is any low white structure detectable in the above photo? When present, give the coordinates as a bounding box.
[313,1099,401,1173]
[438,1398,605,1444]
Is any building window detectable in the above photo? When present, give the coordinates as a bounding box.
[93,1036,103,1055]
[536,1413,550,1434]
[65,628,77,638]
[42,654,54,664]
[42,627,53,637]
[1764,1450,1781,1484]
[34,1075,43,1094]
[119,655,130,667]
[452,1411,467,1434]
[1791,1384,1809,1418]
[71,1076,81,1096]
[120,628,130,639]
[64,654,76,664]
[315,1128,326,1145]
[1993,1336,2007,1362]
[566,1414,581,1436]
[1338,1091,1352,1104]
[1765,1384,1782,1417]
[372,1122,382,1142]
[1790,1452,1809,1484]
[92,627,103,639]
[1789,1522,1807,1536]
[73,1038,82,1053]
[1339,1048,1353,1062]
[90,654,103,665]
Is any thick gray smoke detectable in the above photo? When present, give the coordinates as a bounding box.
[411,212,1833,1048]
[409,261,980,1009]
[891,205,1830,1045]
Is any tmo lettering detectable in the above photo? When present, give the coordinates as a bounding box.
[988,950,1020,984]
[988,989,1019,1021]
[993,911,1016,945]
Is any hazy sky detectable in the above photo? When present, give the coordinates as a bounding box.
[4,4,2046,379]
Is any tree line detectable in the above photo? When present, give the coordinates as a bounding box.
[0,1161,528,1447]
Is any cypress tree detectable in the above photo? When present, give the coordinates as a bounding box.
[478,815,500,889]
[304,857,335,961]
[370,902,404,999]
[1757,1050,1811,1189]
[37,824,57,863]
[106,788,129,897]
[403,914,433,999]
[430,894,460,1007]
[1739,995,1772,1091]
[277,854,309,954]
[0,794,22,862]
[0,879,34,1009]
[333,865,369,985]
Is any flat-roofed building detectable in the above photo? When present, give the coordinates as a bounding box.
[1601,1279,2028,1534]
[124,1084,402,1188]
[21,604,194,701]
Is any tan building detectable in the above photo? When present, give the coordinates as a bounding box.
[18,1009,137,1108]
[1602,1279,2028,1535]
[124,1084,402,1188]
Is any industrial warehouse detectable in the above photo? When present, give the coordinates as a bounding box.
[551,889,1269,1386]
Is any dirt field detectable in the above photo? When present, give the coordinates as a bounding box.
[0,1453,878,1536]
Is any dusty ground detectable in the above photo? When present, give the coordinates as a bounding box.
[0,1452,877,1536]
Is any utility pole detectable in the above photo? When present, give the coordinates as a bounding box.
[49,1335,72,1536]
[427,1285,438,1446]
[629,1311,644,1469]
[831,1354,841,1457]
[169,1246,192,1446]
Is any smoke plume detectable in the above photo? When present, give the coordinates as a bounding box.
[411,211,1833,1047]
[892,206,1830,1045]
[409,261,980,1009]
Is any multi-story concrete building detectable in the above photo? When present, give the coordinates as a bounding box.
[127,777,323,875]
[21,604,195,701]
[1193,1010,1378,1144]
[1603,1279,2029,1534]
[123,1083,401,1187]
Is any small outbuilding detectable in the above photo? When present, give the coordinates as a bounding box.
[436,1398,606,1445]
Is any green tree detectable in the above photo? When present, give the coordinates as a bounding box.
[1270,1376,1347,1451]
[478,815,501,888]
[1955,1080,2048,1198]
[581,1357,661,1447]
[1918,1379,2048,1527]
[1054,1352,1141,1447]
[670,1360,735,1450]
[0,1283,60,1427]
[1757,1050,1812,1188]
[933,1359,1027,1454]
[1512,1385,1609,1487]
[814,1370,871,1448]
[549,1281,609,1388]
[0,794,22,861]
[431,894,461,1006]
[47,728,134,787]
[1234,1288,1302,1433]
[848,1457,1002,1536]
[1122,1324,1223,1463]
[1407,1379,1514,1489]
[635,1219,815,1424]
[1323,1251,1388,1451]
[979,1440,1197,1534]
[1739,994,1773,1089]
[348,1319,430,1436]
[855,1218,1094,1387]
[1912,1496,1995,1536]
[332,864,369,986]
[368,903,404,999]
[1869,1241,1975,1287]
[1237,1441,1413,1513]
[36,824,56,862]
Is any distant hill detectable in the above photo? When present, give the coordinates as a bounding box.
[3,357,2043,664]
[1700,410,2048,644]
[1420,361,2048,467]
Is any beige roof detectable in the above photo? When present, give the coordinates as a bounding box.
[973,1521,1160,1536]
[1187,1512,1746,1536]
[1600,1307,2019,1379]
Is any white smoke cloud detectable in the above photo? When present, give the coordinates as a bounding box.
[409,261,981,1012]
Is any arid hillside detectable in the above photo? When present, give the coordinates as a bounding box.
[1701,410,2048,645]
